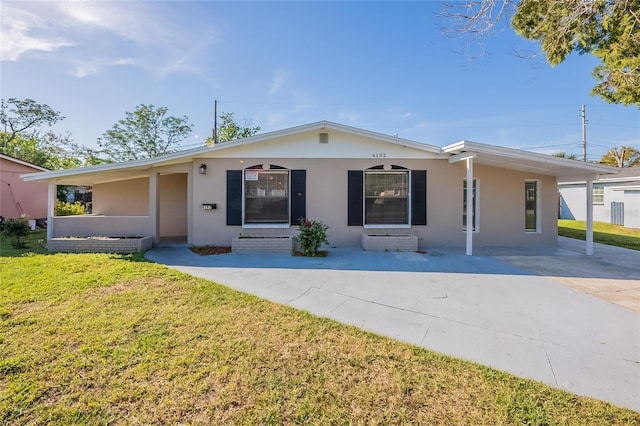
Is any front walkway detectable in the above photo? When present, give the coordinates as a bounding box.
[145,242,640,412]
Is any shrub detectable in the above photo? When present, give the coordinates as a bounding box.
[298,218,329,257]
[56,200,85,216]
[3,218,31,248]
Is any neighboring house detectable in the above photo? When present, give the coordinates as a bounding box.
[559,166,640,229]
[22,121,617,254]
[1,153,48,220]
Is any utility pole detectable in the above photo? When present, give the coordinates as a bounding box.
[581,104,587,162]
[212,100,218,144]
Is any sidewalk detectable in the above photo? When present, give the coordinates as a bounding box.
[145,242,640,411]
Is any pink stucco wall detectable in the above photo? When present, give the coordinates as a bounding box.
[0,157,48,219]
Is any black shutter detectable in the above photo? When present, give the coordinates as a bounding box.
[226,170,242,226]
[290,170,306,225]
[411,170,427,225]
[348,170,363,226]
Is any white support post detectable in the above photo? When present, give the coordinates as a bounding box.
[466,157,474,256]
[47,182,56,240]
[187,171,193,245]
[586,178,594,255]
[149,173,160,243]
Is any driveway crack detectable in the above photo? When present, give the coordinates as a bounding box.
[287,286,313,304]
[543,343,558,386]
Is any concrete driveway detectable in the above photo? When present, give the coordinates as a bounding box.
[145,239,640,412]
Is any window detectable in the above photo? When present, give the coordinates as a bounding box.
[525,181,538,232]
[244,166,289,224]
[593,185,604,204]
[463,179,478,231]
[364,167,409,225]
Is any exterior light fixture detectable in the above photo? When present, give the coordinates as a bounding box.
[199,164,207,174]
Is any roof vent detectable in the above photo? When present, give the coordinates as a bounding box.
[319,132,329,144]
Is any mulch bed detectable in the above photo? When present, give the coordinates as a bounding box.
[293,250,329,257]
[190,246,232,256]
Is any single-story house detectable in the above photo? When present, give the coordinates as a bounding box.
[22,121,617,254]
[1,153,48,221]
[559,166,640,229]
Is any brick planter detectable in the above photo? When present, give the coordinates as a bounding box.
[232,236,294,253]
[362,233,418,252]
[48,236,153,254]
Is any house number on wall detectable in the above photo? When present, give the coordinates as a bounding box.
[372,153,387,158]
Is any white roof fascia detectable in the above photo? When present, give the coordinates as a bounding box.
[22,120,444,182]
[596,175,640,183]
[200,120,444,156]
[448,152,477,163]
[443,140,619,176]
[21,148,198,182]
[1,153,49,171]
[611,185,640,191]
[558,176,640,186]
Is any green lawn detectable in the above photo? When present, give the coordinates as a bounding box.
[558,220,640,251]
[1,231,639,424]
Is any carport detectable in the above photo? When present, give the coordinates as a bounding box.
[443,141,619,255]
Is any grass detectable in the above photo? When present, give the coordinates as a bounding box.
[1,231,639,424]
[558,220,640,251]
[0,229,48,257]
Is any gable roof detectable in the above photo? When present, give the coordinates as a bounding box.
[202,120,444,155]
[0,153,49,172]
[21,120,619,184]
[21,121,443,184]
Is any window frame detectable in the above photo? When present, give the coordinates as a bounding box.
[363,167,411,228]
[524,179,541,233]
[592,185,604,205]
[242,166,291,228]
[463,178,479,232]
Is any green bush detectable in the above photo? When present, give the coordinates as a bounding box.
[3,218,31,248]
[298,218,329,257]
[56,200,85,216]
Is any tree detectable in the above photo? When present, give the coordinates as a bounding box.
[0,98,101,170]
[552,152,578,160]
[600,146,640,167]
[205,112,261,145]
[0,131,101,170]
[98,104,193,162]
[438,0,640,106]
[0,98,64,148]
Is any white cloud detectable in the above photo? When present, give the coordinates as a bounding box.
[1,3,75,61]
[70,57,135,78]
[1,1,219,78]
[339,111,361,123]
[55,1,180,48]
[270,68,292,95]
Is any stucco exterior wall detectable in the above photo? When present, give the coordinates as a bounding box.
[0,157,48,219]
[159,173,187,237]
[191,158,558,249]
[92,178,149,215]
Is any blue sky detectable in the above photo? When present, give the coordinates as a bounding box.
[2,1,638,162]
